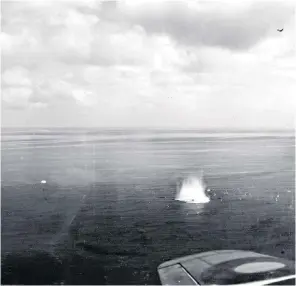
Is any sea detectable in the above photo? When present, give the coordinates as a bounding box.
[1,128,295,284]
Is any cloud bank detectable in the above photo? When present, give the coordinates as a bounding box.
[1,0,295,129]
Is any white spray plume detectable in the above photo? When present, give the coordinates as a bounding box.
[175,174,210,204]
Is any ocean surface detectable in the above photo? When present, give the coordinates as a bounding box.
[1,128,295,284]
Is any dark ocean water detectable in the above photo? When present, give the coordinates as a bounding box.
[1,128,295,284]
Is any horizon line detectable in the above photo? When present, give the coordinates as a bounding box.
[1,126,295,132]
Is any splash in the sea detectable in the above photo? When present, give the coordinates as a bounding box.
[175,174,210,204]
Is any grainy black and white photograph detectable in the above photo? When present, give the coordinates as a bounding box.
[1,0,296,285]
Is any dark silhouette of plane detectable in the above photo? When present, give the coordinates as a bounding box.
[277,28,284,32]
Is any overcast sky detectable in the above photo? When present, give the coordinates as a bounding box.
[1,0,296,129]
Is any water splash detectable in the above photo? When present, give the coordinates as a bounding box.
[175,174,210,204]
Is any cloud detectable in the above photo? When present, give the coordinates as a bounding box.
[50,8,99,62]
[2,87,33,109]
[120,0,294,50]
[1,1,99,68]
[1,0,295,129]
[2,66,32,86]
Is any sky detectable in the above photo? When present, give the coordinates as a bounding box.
[1,0,296,129]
